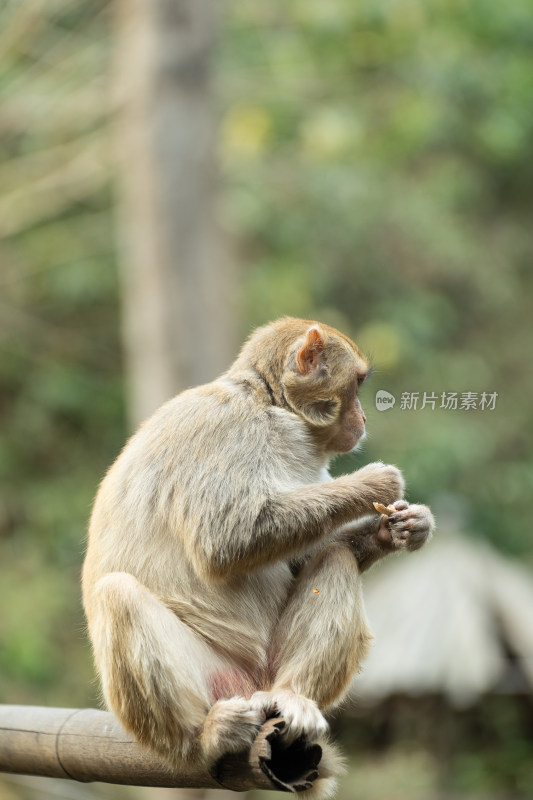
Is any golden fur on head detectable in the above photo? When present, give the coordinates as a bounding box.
[231,317,370,446]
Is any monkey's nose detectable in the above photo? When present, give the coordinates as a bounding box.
[362,413,367,424]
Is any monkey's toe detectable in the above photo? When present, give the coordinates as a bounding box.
[201,697,264,763]
[250,689,328,744]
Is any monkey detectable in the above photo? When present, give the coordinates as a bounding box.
[82,317,434,799]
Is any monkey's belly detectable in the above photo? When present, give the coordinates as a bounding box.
[165,561,293,691]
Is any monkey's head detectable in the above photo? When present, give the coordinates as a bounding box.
[237,318,370,455]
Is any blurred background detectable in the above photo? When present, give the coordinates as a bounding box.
[1,1,532,798]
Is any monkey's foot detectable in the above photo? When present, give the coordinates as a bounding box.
[249,689,328,743]
[201,696,265,764]
[378,502,435,552]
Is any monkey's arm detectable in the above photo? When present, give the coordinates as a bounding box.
[337,514,388,573]
[193,462,404,579]
[339,501,435,572]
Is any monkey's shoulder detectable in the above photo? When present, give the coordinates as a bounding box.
[141,379,312,455]
[109,378,326,499]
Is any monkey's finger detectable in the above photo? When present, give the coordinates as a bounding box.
[405,518,432,533]
[405,531,431,551]
[383,513,398,530]
[388,509,411,520]
[392,500,409,511]
[389,517,426,533]
[389,531,409,548]
[392,511,432,529]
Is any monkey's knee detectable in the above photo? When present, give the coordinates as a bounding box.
[93,570,140,594]
[90,571,142,616]
[88,572,155,655]
[86,572,140,659]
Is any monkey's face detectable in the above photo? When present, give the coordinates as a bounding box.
[325,377,367,454]
[280,322,369,454]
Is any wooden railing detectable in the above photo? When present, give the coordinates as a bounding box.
[0,705,322,794]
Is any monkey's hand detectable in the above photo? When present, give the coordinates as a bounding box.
[377,500,435,552]
[354,461,405,509]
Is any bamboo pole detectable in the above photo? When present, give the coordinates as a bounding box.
[0,706,322,794]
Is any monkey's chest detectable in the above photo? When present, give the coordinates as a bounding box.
[212,560,293,638]
[207,563,294,695]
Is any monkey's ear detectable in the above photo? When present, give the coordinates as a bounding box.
[296,326,325,375]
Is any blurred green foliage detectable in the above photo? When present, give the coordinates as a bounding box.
[0,0,123,706]
[0,0,532,796]
[219,0,533,555]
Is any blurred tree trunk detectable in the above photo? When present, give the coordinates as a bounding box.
[114,0,236,430]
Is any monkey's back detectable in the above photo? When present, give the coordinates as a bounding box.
[82,377,325,644]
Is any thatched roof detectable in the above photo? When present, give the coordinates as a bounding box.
[352,531,533,707]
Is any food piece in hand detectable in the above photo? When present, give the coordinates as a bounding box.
[373,502,394,517]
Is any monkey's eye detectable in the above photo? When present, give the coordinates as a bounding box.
[357,374,367,388]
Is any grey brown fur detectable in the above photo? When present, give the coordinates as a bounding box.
[82,318,434,799]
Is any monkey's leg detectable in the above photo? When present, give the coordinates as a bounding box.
[87,572,263,766]
[250,542,371,739]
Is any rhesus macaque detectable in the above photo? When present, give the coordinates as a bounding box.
[82,318,434,799]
